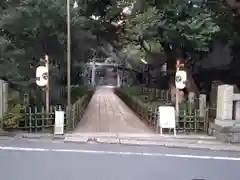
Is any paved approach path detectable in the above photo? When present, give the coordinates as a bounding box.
[74,86,153,133]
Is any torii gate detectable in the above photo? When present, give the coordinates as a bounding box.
[86,62,122,88]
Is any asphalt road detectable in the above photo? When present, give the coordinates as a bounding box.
[0,138,239,180]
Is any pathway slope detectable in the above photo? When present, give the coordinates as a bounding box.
[73,86,153,134]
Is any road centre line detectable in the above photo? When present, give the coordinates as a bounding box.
[0,146,240,161]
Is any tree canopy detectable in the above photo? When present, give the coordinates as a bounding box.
[121,0,240,65]
[1,0,240,101]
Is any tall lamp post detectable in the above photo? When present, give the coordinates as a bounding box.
[67,1,78,129]
[67,0,71,129]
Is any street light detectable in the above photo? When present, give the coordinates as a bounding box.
[67,0,71,129]
[67,0,78,129]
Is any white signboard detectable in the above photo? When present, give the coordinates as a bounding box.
[158,106,176,136]
[54,111,64,135]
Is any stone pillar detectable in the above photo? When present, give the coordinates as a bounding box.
[188,92,195,110]
[199,94,207,118]
[91,63,96,87]
[117,71,121,88]
[3,82,8,114]
[216,85,234,120]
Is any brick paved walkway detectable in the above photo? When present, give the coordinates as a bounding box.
[73,86,153,133]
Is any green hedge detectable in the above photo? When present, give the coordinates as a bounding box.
[1,86,95,130]
[71,86,94,104]
[115,88,158,129]
[116,87,196,116]
[116,87,168,108]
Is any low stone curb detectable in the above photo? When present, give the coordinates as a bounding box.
[0,131,17,137]
[64,136,88,143]
[13,133,240,152]
[64,137,240,152]
[119,140,240,152]
[20,134,65,140]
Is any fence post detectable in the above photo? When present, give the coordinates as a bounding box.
[34,107,38,132]
[29,107,32,133]
[41,106,45,131]
[155,107,159,133]
[0,80,4,130]
[72,103,75,129]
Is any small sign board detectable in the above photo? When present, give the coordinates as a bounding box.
[54,111,64,135]
[158,106,176,136]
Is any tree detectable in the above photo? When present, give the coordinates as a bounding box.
[123,1,223,65]
[0,0,99,104]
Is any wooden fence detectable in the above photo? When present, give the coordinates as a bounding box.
[71,91,94,129]
[2,91,94,132]
[115,87,215,134]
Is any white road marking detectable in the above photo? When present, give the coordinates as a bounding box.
[0,146,239,161]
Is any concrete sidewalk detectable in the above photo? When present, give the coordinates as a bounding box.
[6,132,239,152]
[64,132,240,152]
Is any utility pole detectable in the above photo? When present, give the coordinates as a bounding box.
[67,0,72,129]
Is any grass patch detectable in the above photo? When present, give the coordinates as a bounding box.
[71,86,94,104]
[117,86,170,108]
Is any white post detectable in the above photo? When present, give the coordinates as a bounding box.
[54,111,64,135]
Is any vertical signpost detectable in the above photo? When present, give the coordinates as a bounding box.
[36,55,49,119]
[175,60,187,126]
[36,56,65,135]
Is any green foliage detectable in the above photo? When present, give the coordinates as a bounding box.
[118,87,168,107]
[0,0,102,105]
[118,0,240,65]
[124,1,222,61]
[1,0,240,107]
[2,104,23,129]
[0,0,98,89]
